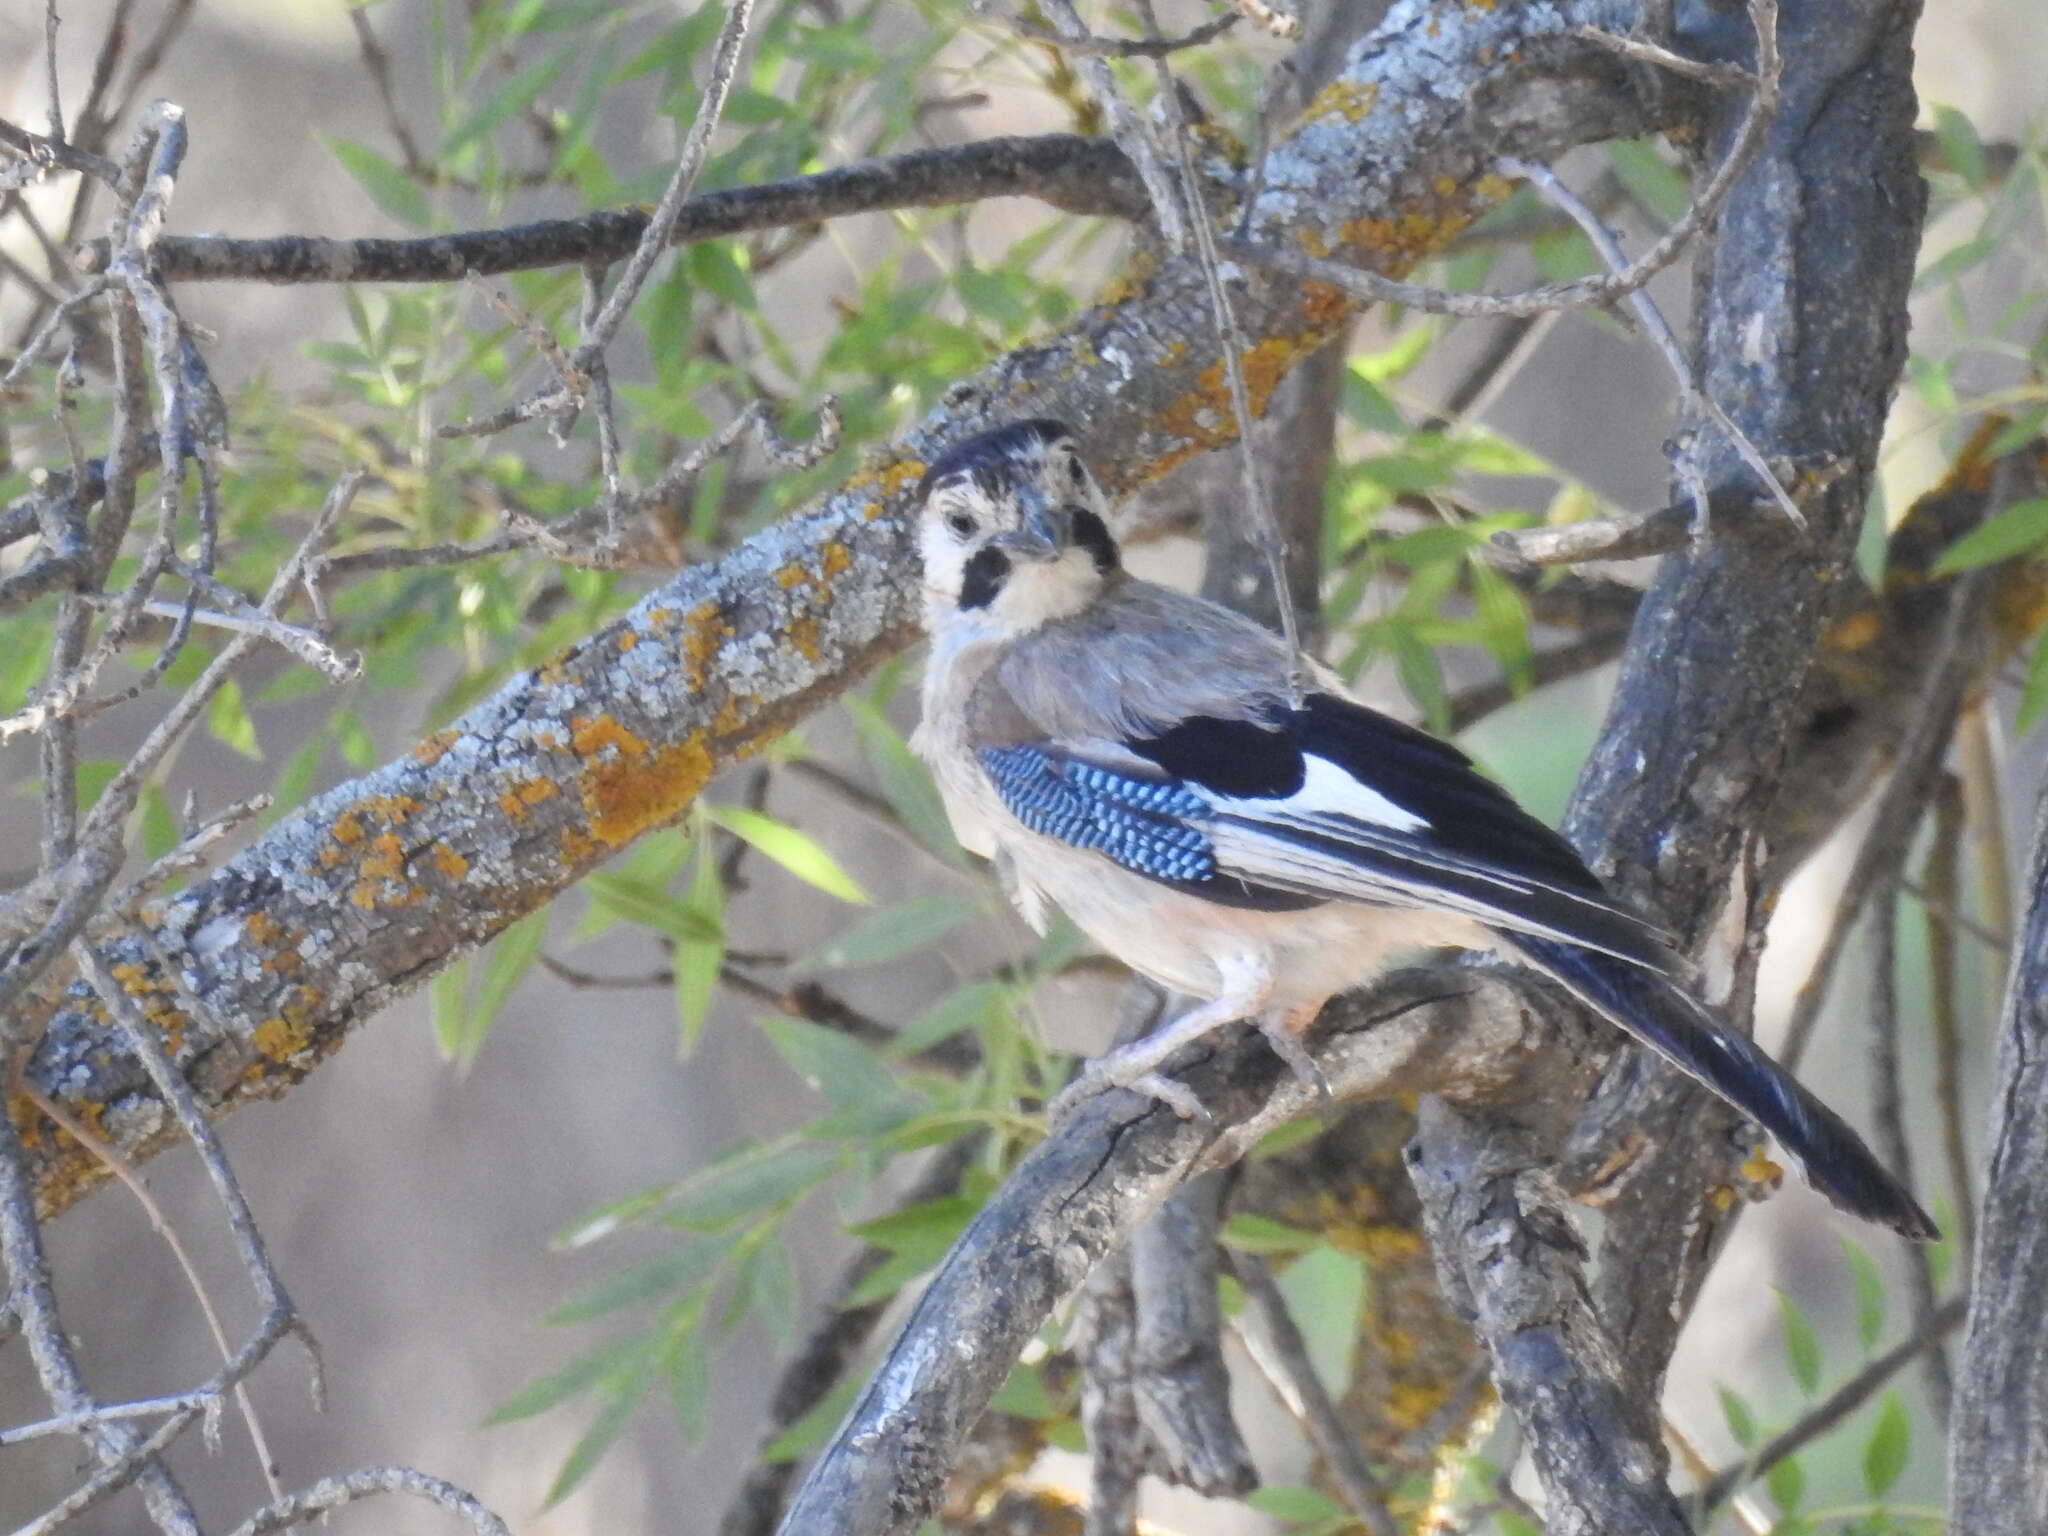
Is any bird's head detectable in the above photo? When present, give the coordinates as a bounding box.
[916,419,1121,635]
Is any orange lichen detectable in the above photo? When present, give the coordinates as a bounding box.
[711,696,750,737]
[431,843,470,882]
[776,562,812,589]
[252,1016,314,1063]
[1827,608,1883,651]
[617,631,638,652]
[789,615,822,663]
[570,714,715,846]
[331,813,364,846]
[412,730,459,766]
[680,602,732,690]
[848,456,929,519]
[1304,77,1378,124]
[820,539,853,579]
[496,776,560,824]
[246,911,282,945]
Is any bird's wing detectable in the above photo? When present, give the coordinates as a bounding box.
[978,600,1674,966]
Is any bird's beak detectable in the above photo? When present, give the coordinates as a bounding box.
[992,497,1069,562]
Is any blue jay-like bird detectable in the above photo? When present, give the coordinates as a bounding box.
[911,419,1936,1240]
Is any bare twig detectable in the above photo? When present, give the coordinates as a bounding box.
[223,1467,512,1536]
[73,134,1149,284]
[1011,11,1239,57]
[1232,1255,1400,1536]
[1694,1294,1967,1512]
[574,0,757,363]
[1573,23,1754,87]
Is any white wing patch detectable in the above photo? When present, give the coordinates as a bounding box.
[1215,753,1430,833]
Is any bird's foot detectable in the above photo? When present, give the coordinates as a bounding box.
[1256,1019,1332,1105]
[1050,1057,1212,1126]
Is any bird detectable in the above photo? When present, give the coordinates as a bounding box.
[909,417,1937,1241]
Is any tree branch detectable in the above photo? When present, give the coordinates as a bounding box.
[12,0,1652,1220]
[71,135,1150,285]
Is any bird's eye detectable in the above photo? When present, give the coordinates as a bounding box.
[1067,456,1088,488]
[945,510,978,538]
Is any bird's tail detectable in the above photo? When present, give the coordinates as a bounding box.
[1507,934,1938,1241]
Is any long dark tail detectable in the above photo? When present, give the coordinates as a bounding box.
[1509,934,1938,1241]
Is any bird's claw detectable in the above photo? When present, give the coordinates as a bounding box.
[1257,1022,1333,1105]
[1050,1062,1213,1126]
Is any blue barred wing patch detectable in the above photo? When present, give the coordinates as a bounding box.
[980,744,1216,883]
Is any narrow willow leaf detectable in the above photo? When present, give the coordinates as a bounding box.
[207,678,262,760]
[322,136,430,228]
[1777,1291,1823,1397]
[484,1334,649,1425]
[544,1361,653,1505]
[1717,1385,1757,1449]
[709,805,869,904]
[1931,497,2048,574]
[1863,1391,1911,1497]
[814,896,971,970]
[674,845,725,1055]
[544,1235,734,1326]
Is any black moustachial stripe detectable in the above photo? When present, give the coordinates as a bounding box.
[1070,506,1120,575]
[958,546,1011,609]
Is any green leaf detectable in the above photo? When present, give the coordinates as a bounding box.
[1842,1237,1888,1351]
[763,1379,860,1462]
[815,897,972,970]
[844,696,965,863]
[846,1193,981,1285]
[664,1326,712,1442]
[1863,1391,1911,1497]
[461,911,545,1069]
[322,136,430,228]
[742,1236,800,1342]
[674,844,725,1055]
[1931,497,2048,573]
[1604,138,1691,223]
[759,1017,916,1124]
[1246,1485,1350,1524]
[207,678,262,759]
[1275,1247,1367,1398]
[709,805,869,904]
[544,1235,734,1326]
[988,1361,1060,1420]
[1221,1214,1324,1255]
[661,1141,844,1230]
[1778,1291,1823,1397]
[1767,1453,1806,1514]
[2018,636,2048,733]
[583,871,720,942]
[1931,103,1989,189]
[442,47,575,160]
[485,1333,649,1424]
[545,1362,653,1504]
[888,981,1006,1058]
[1717,1385,1757,1449]
[140,786,179,861]
[430,957,474,1066]
[1986,403,2048,460]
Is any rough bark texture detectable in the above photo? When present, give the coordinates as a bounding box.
[13,0,1650,1218]
[775,968,1561,1536]
[1948,784,2048,1535]
[1511,0,1929,1395]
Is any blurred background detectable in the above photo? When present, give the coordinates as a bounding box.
[2,1,2044,1531]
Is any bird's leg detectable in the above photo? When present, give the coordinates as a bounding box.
[1052,958,1274,1124]
[1256,1002,1334,1105]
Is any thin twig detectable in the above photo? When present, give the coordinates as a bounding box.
[1692,1294,1968,1512]
[574,0,758,362]
[222,1467,512,1536]
[1866,882,1953,1429]
[1231,1255,1400,1536]
[1498,152,1804,532]
[1134,0,1304,695]
[1012,11,1238,57]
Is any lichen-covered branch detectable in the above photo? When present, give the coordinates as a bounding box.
[14,0,1649,1217]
